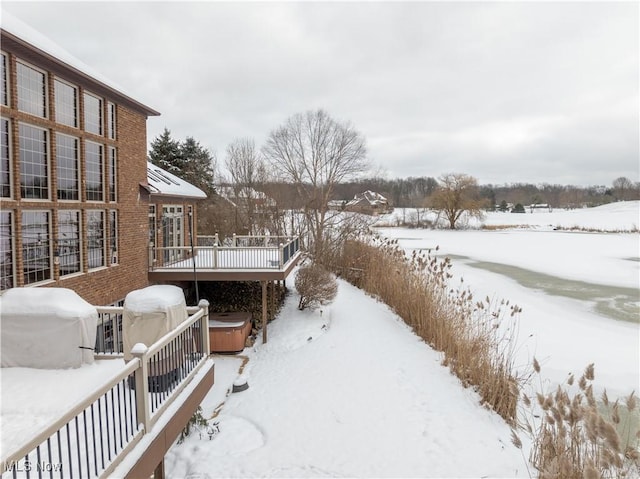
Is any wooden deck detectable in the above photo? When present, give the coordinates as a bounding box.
[148,236,302,282]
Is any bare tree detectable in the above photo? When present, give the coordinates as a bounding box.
[612,176,633,201]
[224,138,269,234]
[262,109,368,260]
[429,173,485,229]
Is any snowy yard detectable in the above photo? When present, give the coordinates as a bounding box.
[166,201,639,478]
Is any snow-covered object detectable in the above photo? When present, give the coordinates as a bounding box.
[122,285,188,361]
[0,288,98,368]
[147,162,207,199]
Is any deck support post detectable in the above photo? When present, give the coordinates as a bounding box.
[153,458,164,479]
[270,281,275,321]
[262,281,268,344]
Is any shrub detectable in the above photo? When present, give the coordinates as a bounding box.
[511,203,526,213]
[295,263,338,310]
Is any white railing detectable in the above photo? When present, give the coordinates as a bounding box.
[149,236,300,271]
[1,300,211,479]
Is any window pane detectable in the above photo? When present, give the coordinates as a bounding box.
[17,62,46,117]
[54,80,77,128]
[1,118,10,198]
[87,210,104,268]
[83,92,102,135]
[58,210,81,275]
[109,147,117,202]
[1,210,14,290]
[56,134,79,200]
[1,53,8,107]
[19,123,48,199]
[107,102,116,139]
[85,141,103,201]
[22,210,51,284]
[109,210,117,264]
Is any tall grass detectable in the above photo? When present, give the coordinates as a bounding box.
[515,361,640,478]
[334,237,522,424]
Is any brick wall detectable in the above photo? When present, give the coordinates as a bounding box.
[1,39,156,306]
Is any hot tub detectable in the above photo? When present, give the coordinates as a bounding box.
[209,312,252,354]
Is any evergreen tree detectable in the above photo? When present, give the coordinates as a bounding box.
[148,127,182,173]
[148,129,217,196]
[179,136,216,195]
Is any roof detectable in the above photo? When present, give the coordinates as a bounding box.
[1,12,160,117]
[348,190,388,207]
[147,162,207,199]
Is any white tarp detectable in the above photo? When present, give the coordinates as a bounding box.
[122,285,188,361]
[0,288,98,369]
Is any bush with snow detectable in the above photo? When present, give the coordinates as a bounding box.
[295,263,338,311]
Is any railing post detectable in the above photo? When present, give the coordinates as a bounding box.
[279,243,284,268]
[213,242,218,268]
[132,344,151,432]
[215,232,219,246]
[198,299,210,355]
[232,233,236,247]
[264,235,269,247]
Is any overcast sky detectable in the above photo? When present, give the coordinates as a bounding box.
[3,1,638,186]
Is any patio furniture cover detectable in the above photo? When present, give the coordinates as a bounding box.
[0,288,98,368]
[122,285,188,361]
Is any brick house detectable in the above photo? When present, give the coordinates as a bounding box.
[145,161,207,267]
[0,16,160,305]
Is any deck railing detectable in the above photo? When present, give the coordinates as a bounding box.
[149,235,300,271]
[95,307,124,355]
[1,301,211,479]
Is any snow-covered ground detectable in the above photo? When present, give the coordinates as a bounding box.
[166,201,639,478]
[0,359,127,457]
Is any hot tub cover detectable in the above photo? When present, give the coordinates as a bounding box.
[0,288,98,368]
[122,285,188,361]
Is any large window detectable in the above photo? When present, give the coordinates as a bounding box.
[109,210,118,265]
[54,79,78,128]
[108,147,117,202]
[87,209,105,269]
[58,210,81,276]
[0,211,14,290]
[22,210,51,285]
[56,133,79,200]
[107,102,116,139]
[83,92,102,135]
[19,123,49,199]
[1,118,10,198]
[1,53,8,107]
[85,141,103,201]
[17,61,47,117]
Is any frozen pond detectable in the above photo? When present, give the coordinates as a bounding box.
[447,254,639,323]
[375,225,640,399]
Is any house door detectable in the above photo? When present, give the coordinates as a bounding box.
[162,206,183,263]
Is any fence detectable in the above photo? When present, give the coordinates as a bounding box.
[1,301,211,479]
[149,236,300,271]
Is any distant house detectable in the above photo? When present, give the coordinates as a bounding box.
[0,14,160,305]
[331,190,393,216]
[527,203,553,213]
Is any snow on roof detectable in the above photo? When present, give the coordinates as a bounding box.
[0,287,96,319]
[348,190,388,206]
[147,162,207,199]
[1,11,159,116]
[124,285,186,313]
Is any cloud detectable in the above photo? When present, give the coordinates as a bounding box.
[3,1,638,186]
